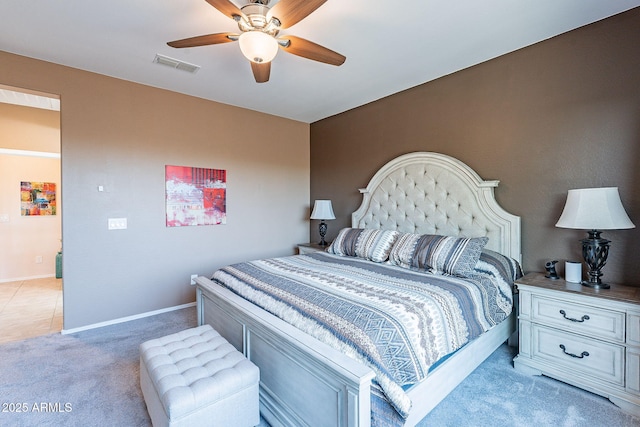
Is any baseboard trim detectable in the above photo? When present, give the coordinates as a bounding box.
[0,274,56,283]
[61,302,196,335]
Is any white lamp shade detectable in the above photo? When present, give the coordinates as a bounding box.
[310,200,335,220]
[556,187,635,230]
[239,31,279,63]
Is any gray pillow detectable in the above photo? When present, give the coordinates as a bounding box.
[389,233,489,277]
[327,228,400,263]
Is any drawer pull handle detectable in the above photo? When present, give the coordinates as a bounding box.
[559,310,590,323]
[559,344,589,359]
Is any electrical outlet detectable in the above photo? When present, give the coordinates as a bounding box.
[108,218,127,230]
[190,274,198,285]
[35,255,43,264]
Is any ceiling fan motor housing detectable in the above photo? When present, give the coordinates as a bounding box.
[238,3,280,35]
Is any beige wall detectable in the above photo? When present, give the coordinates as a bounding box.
[0,51,310,329]
[0,102,60,152]
[311,8,640,286]
[0,103,61,281]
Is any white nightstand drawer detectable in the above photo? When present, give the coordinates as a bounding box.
[532,324,624,386]
[531,294,625,342]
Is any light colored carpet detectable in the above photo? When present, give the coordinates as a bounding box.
[419,344,640,426]
[0,306,638,426]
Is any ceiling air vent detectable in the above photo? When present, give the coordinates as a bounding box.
[154,54,200,73]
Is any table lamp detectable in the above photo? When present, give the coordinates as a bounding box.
[310,200,335,246]
[556,187,635,289]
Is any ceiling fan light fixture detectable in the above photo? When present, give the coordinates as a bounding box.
[166,0,345,82]
[239,31,279,63]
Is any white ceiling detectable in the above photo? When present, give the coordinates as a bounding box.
[0,1,638,123]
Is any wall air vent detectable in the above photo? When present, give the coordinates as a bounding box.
[153,54,200,73]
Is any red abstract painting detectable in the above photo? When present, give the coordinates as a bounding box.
[165,165,226,227]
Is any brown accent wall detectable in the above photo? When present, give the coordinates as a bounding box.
[311,8,640,286]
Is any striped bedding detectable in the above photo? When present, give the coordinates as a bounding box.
[212,251,516,420]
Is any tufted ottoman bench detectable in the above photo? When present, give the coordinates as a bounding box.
[139,324,260,427]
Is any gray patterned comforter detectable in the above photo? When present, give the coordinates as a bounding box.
[212,251,514,419]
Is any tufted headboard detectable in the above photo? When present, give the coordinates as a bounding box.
[352,152,521,262]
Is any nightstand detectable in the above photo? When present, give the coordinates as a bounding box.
[297,243,328,255]
[513,272,640,416]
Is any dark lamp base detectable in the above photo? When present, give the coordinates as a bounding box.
[581,280,610,290]
[581,229,611,291]
[318,221,329,247]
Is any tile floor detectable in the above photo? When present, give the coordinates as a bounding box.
[0,277,63,344]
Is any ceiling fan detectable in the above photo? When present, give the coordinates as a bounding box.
[167,0,346,83]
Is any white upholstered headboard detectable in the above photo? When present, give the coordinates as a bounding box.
[352,152,521,262]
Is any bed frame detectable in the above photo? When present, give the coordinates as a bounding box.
[195,152,521,426]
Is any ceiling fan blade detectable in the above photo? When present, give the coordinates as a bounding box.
[268,0,326,29]
[251,62,271,83]
[280,36,345,66]
[167,33,237,48]
[204,0,244,20]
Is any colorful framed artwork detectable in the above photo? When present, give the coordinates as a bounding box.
[21,181,57,216]
[165,165,227,227]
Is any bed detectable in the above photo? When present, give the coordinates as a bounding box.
[195,152,522,427]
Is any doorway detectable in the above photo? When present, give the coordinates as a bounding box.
[0,85,62,344]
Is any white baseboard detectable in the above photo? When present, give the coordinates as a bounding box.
[61,302,196,335]
[0,274,56,284]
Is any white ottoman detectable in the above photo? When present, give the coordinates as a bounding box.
[140,324,260,427]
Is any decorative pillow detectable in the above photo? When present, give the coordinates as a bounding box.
[475,249,523,284]
[388,232,423,269]
[327,228,361,257]
[389,233,489,277]
[356,229,400,262]
[327,228,400,263]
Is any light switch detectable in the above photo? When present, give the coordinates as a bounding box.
[0,213,8,223]
[108,218,127,230]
